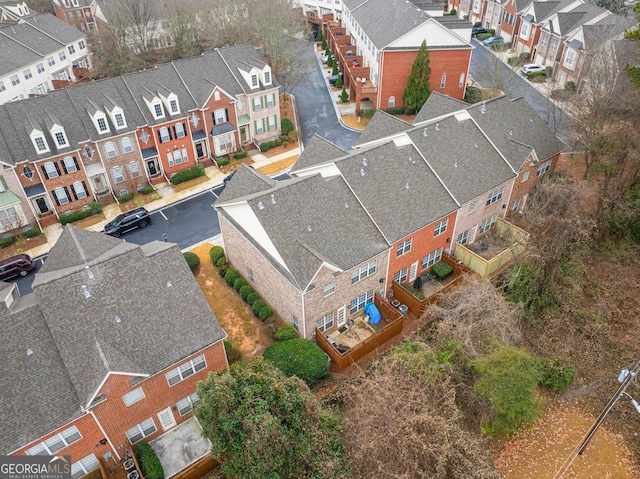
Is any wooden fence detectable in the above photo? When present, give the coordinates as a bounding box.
[172,454,219,479]
[316,293,403,370]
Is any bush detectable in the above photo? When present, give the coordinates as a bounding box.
[281,118,295,135]
[519,52,530,61]
[24,228,42,238]
[565,80,577,92]
[217,263,228,277]
[473,21,481,27]
[224,341,243,364]
[209,246,225,264]
[335,75,343,88]
[507,56,520,66]
[340,87,349,103]
[263,338,329,387]
[527,70,547,80]
[234,150,248,159]
[117,193,134,204]
[259,306,274,321]
[170,164,205,185]
[431,260,454,279]
[538,357,576,392]
[224,268,241,286]
[274,137,282,147]
[487,29,496,35]
[268,140,276,149]
[288,131,298,141]
[321,39,327,50]
[135,442,164,479]
[386,107,405,115]
[59,208,95,225]
[280,135,289,143]
[217,158,230,167]
[239,285,255,301]
[260,142,270,152]
[477,33,492,41]
[327,55,333,67]
[139,185,154,195]
[404,107,416,115]
[252,299,266,316]
[183,252,200,271]
[89,201,102,214]
[317,28,324,42]
[0,236,16,248]
[275,324,298,341]
[246,292,260,305]
[363,108,376,119]
[234,277,248,292]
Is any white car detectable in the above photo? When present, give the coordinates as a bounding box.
[521,64,545,75]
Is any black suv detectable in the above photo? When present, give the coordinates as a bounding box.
[104,207,151,237]
[472,27,488,37]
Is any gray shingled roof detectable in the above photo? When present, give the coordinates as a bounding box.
[0,24,48,77]
[1,225,227,442]
[355,110,411,146]
[244,174,388,289]
[290,134,348,174]
[581,16,636,52]
[412,91,469,124]
[216,164,276,204]
[555,4,604,36]
[343,0,431,50]
[532,0,575,23]
[335,141,459,242]
[22,13,85,45]
[406,115,516,204]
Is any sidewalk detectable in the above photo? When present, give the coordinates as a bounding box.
[28,146,301,259]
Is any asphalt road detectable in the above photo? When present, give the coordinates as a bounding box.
[291,41,361,150]
[469,39,572,143]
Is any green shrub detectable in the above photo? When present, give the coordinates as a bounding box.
[477,33,492,41]
[117,193,134,204]
[59,208,94,225]
[260,142,270,152]
[331,63,338,76]
[335,75,343,88]
[280,135,289,143]
[281,118,295,135]
[135,442,164,479]
[487,29,496,35]
[224,341,243,364]
[224,268,240,286]
[234,150,248,159]
[327,55,333,67]
[183,252,200,271]
[402,283,425,300]
[217,159,230,167]
[239,285,255,301]
[234,277,248,292]
[259,306,274,321]
[24,228,42,238]
[321,39,327,50]
[217,263,228,277]
[268,140,276,149]
[431,260,454,279]
[474,344,544,436]
[565,80,577,92]
[170,164,205,185]
[386,107,405,115]
[0,236,16,248]
[519,52,530,61]
[89,201,102,214]
[139,185,154,195]
[527,70,547,80]
[538,357,576,392]
[246,292,260,305]
[263,338,329,387]
[404,107,416,115]
[317,28,324,42]
[274,137,282,147]
[275,324,298,341]
[209,245,225,264]
[507,56,520,66]
[473,21,481,27]
[340,87,349,103]
[288,131,298,141]
[449,8,456,14]
[363,108,376,119]
[252,299,266,316]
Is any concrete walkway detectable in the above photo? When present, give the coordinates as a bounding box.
[27,146,301,259]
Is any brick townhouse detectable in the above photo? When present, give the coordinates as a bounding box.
[0,44,281,233]
[1,225,228,478]
[51,0,108,33]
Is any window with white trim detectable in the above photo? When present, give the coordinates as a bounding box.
[175,123,186,138]
[422,247,443,270]
[468,200,477,214]
[10,74,20,86]
[536,160,551,176]
[44,162,59,178]
[68,45,76,55]
[128,161,140,177]
[53,187,69,205]
[104,142,117,158]
[510,198,520,211]
[114,112,126,128]
[457,230,469,245]
[520,23,528,38]
[96,116,108,133]
[165,354,206,386]
[159,127,171,143]
[317,312,335,332]
[214,109,227,124]
[177,393,200,416]
[79,40,86,50]
[23,69,33,80]
[388,96,395,108]
[266,94,275,108]
[252,97,262,111]
[153,102,164,118]
[167,151,174,167]
[63,156,77,173]
[122,387,145,406]
[264,70,271,84]
[111,166,124,184]
[125,418,157,444]
[47,56,55,66]
[394,267,408,283]
[351,259,377,283]
[550,38,558,51]
[248,268,254,283]
[349,289,374,315]
[173,148,183,165]
[26,426,82,455]
[251,74,258,87]
[458,73,465,88]
[72,181,87,199]
[440,73,446,89]
[169,99,179,114]
[486,187,504,206]
[59,51,66,61]
[396,238,412,257]
[291,314,299,331]
[71,454,98,479]
[564,50,576,68]
[323,282,336,297]
[36,62,45,74]
[0,206,17,224]
[121,137,134,153]
[434,219,448,236]
[267,115,277,131]
[254,119,264,134]
[53,130,69,148]
[540,35,547,47]
[480,214,498,233]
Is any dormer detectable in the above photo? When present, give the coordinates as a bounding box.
[160,92,180,116]
[144,95,165,120]
[91,110,110,134]
[30,129,50,154]
[108,107,127,130]
[261,66,272,86]
[50,124,69,149]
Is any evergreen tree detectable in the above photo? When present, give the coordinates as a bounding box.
[402,39,431,112]
[341,87,349,102]
[317,28,324,43]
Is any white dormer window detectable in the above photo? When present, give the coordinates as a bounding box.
[52,126,69,148]
[169,99,179,114]
[251,74,258,88]
[264,69,272,85]
[159,92,179,116]
[30,130,49,153]
[153,102,164,118]
[72,0,79,6]
[108,107,127,130]
[94,114,109,134]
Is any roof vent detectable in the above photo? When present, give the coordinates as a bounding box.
[454,161,458,168]
[85,265,94,279]
[435,123,440,131]
[115,316,121,324]
[345,202,349,208]
[423,128,427,137]
[509,130,513,136]
[360,168,365,177]
[167,281,172,288]
[481,102,486,114]
[362,158,368,166]
[405,182,410,189]
[307,225,312,232]
[475,143,478,148]
[27,348,33,356]
[529,118,533,122]
[82,285,91,299]
[271,194,276,204]
[258,201,265,210]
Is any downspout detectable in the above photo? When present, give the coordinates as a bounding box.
[88,409,121,461]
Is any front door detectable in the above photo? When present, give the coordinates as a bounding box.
[147,159,158,176]
[195,142,205,158]
[93,174,107,194]
[240,126,248,143]
[34,197,50,215]
[157,407,177,431]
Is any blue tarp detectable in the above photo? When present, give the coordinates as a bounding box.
[364,302,381,325]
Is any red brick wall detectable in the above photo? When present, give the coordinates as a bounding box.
[506,152,560,219]
[91,342,227,449]
[201,89,240,157]
[386,211,458,289]
[378,49,471,108]
[150,120,198,179]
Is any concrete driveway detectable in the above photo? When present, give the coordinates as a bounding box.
[291,41,361,151]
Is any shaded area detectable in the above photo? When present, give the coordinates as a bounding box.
[150,418,211,478]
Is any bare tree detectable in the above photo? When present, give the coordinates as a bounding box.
[106,0,158,57]
[163,1,210,60]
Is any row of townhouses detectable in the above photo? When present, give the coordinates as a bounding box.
[306,0,474,111]
[215,91,567,341]
[451,0,637,87]
[51,0,107,33]
[0,225,228,475]
[0,43,281,234]
[0,2,92,105]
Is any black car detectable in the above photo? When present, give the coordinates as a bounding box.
[223,171,236,186]
[104,207,151,237]
[472,27,488,37]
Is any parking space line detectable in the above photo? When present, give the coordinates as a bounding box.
[158,210,168,221]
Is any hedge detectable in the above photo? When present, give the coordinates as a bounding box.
[246,292,260,305]
[24,228,42,238]
[263,339,329,387]
[432,260,454,279]
[60,208,95,225]
[477,33,492,41]
[258,306,274,321]
[363,108,376,118]
[260,142,270,152]
[135,442,164,479]
[252,299,266,316]
[234,277,248,292]
[0,236,16,248]
[281,118,294,135]
[183,252,200,271]
[386,107,405,115]
[234,150,248,159]
[209,246,225,264]
[224,268,241,286]
[275,324,298,341]
[170,164,205,185]
[217,159,230,167]
[239,285,255,301]
[140,185,154,195]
